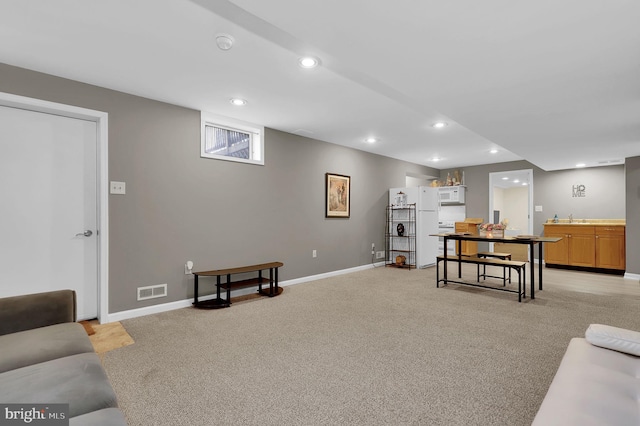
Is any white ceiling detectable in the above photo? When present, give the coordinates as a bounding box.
[1,0,639,171]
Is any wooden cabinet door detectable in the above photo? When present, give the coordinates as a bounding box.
[544,226,569,265]
[568,233,595,266]
[596,226,625,270]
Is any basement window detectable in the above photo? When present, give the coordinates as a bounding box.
[201,112,264,165]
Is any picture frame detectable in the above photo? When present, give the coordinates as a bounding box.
[325,173,350,218]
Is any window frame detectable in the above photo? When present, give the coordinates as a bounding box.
[200,111,264,166]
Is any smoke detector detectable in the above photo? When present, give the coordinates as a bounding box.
[216,34,235,51]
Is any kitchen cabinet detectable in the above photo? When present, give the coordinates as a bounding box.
[595,226,626,270]
[454,218,483,256]
[543,224,625,272]
[543,226,569,265]
[567,226,595,267]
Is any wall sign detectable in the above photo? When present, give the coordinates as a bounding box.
[572,184,586,198]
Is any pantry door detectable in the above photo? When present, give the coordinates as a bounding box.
[0,102,99,320]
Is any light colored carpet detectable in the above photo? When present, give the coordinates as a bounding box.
[102,266,640,426]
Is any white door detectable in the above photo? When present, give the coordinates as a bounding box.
[0,105,98,320]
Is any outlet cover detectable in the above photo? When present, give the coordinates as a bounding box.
[376,251,385,259]
[110,181,126,195]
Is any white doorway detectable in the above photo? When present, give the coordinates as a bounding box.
[489,169,533,260]
[0,93,108,322]
[489,169,533,234]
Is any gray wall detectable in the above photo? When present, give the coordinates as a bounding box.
[0,63,438,313]
[625,156,640,275]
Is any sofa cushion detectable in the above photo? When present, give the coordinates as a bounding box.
[70,408,127,426]
[585,323,640,356]
[532,337,640,425]
[0,323,94,373]
[0,290,76,335]
[0,353,118,418]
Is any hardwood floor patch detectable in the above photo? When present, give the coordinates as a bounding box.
[88,321,134,354]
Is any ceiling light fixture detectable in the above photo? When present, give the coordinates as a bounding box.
[490,149,498,154]
[576,163,586,168]
[298,56,319,68]
[431,157,441,162]
[432,122,448,129]
[229,98,247,106]
[365,137,377,143]
[215,33,235,51]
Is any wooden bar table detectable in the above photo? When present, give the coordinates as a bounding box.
[432,234,561,299]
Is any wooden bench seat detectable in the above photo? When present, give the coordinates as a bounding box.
[436,255,527,302]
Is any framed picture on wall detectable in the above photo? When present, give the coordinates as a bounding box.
[325,173,350,218]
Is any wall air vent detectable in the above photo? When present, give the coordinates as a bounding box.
[137,284,167,301]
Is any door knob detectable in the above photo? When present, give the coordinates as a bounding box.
[76,230,93,237]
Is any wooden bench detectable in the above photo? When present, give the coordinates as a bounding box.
[477,251,512,285]
[192,262,283,309]
[436,255,527,302]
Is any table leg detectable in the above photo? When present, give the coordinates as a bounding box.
[275,267,279,293]
[194,274,199,305]
[269,268,274,295]
[538,242,543,291]
[457,240,462,278]
[443,238,448,283]
[216,275,221,299]
[529,242,535,299]
[226,273,232,304]
[258,269,263,294]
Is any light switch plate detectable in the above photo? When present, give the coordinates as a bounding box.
[535,205,543,212]
[110,181,126,195]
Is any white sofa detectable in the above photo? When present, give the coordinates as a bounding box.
[533,324,640,426]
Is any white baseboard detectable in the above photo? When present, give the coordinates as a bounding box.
[104,262,384,323]
[623,272,640,281]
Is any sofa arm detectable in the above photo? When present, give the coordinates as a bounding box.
[0,290,77,336]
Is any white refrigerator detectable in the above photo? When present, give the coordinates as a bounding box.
[389,186,439,268]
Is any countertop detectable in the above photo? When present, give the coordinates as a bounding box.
[544,219,625,226]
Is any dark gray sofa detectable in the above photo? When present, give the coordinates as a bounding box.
[0,290,127,425]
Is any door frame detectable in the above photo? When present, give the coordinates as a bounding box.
[488,169,534,255]
[0,92,109,323]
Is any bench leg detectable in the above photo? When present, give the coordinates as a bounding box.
[503,266,507,287]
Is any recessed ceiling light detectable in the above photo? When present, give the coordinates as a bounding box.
[513,179,520,183]
[229,98,247,106]
[576,163,586,168]
[502,177,509,180]
[298,56,319,68]
[432,122,448,129]
[216,33,235,51]
[431,157,441,162]
[365,137,377,143]
[490,149,498,154]
[522,182,529,186]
